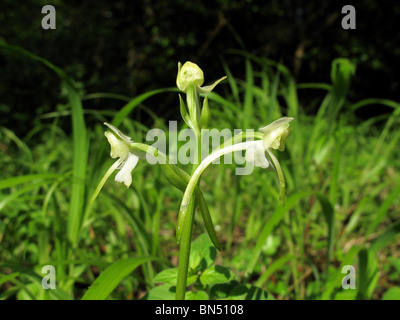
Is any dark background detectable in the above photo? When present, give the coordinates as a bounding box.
[1,0,399,136]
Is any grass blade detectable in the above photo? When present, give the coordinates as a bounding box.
[81,256,158,300]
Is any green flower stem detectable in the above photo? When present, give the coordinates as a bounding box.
[82,158,123,234]
[175,135,248,300]
[175,130,263,246]
[174,61,227,299]
[175,194,196,300]
[176,130,264,254]
[266,149,287,206]
[88,158,123,206]
[176,84,203,300]
[176,138,249,300]
[128,143,222,253]
[178,141,259,226]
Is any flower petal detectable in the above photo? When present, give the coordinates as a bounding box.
[114,152,139,188]
[197,76,227,94]
[245,140,270,169]
[104,122,132,144]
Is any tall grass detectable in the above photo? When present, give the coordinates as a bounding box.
[0,44,399,300]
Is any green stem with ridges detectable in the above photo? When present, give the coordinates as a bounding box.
[175,83,202,300]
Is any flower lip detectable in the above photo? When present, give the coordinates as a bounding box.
[245,140,271,169]
[114,152,139,188]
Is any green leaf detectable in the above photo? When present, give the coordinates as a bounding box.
[196,190,221,251]
[144,284,176,300]
[0,174,61,191]
[179,94,195,131]
[200,96,211,129]
[153,268,179,285]
[333,290,357,300]
[382,287,400,300]
[390,258,400,274]
[112,88,177,127]
[189,233,217,272]
[354,221,400,300]
[370,220,400,254]
[209,280,240,299]
[327,58,356,133]
[255,253,292,287]
[0,43,91,248]
[315,192,335,266]
[200,265,235,285]
[228,284,274,300]
[0,272,20,286]
[144,285,208,300]
[367,184,400,235]
[185,290,209,300]
[153,268,197,286]
[81,256,157,300]
[246,190,312,276]
[153,151,220,251]
[357,248,379,300]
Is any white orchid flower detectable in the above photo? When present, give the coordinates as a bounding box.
[245,117,294,169]
[103,122,139,188]
[260,117,294,151]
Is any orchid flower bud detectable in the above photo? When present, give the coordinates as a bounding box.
[176,62,204,93]
[176,61,227,94]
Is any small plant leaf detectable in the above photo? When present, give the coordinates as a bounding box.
[185,290,209,300]
[200,265,235,285]
[179,94,195,131]
[82,256,157,300]
[209,280,240,299]
[153,268,197,286]
[144,284,176,300]
[200,96,211,129]
[228,284,274,300]
[189,233,217,272]
[382,287,400,300]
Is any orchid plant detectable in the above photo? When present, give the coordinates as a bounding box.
[92,61,294,300]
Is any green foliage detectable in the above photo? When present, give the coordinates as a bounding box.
[146,233,269,300]
[82,256,158,300]
[382,287,400,300]
[0,44,399,300]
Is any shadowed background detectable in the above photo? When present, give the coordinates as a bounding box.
[1,0,399,135]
